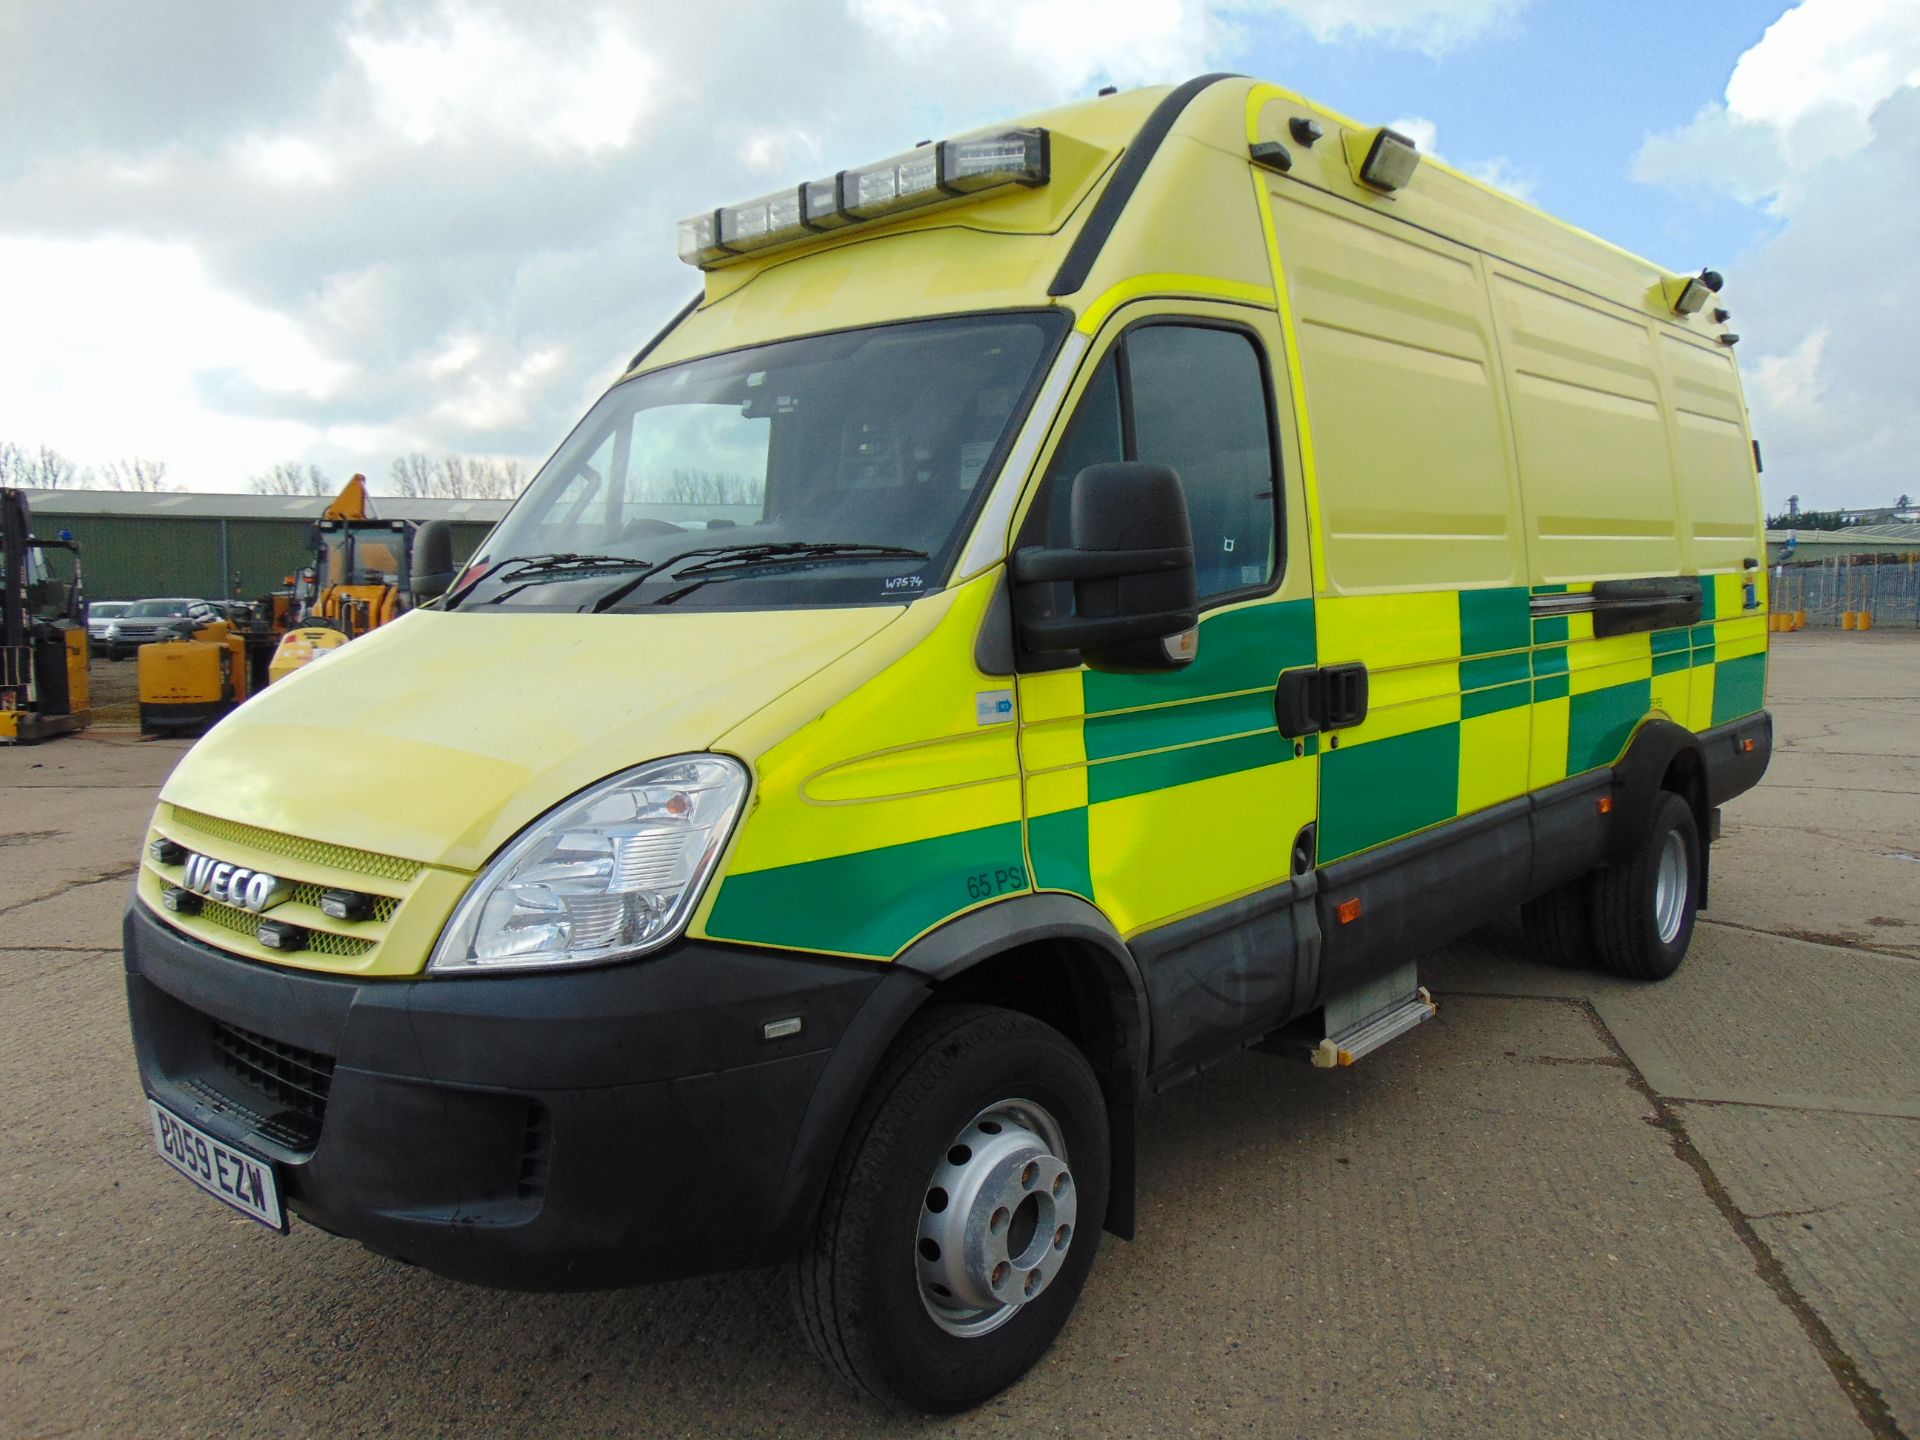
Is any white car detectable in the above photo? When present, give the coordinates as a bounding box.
[85,600,131,655]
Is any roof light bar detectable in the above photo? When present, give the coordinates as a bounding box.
[678,127,1050,269]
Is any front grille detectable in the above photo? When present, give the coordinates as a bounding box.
[210,1019,337,1144]
[193,896,377,958]
[172,807,423,883]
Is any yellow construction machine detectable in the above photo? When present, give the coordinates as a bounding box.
[1,488,89,744]
[138,475,452,733]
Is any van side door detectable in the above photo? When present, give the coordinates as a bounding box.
[1011,300,1321,1077]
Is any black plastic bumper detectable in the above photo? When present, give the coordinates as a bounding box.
[1700,711,1772,808]
[123,904,926,1290]
[140,700,234,735]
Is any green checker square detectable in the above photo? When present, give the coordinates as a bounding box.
[1532,614,1569,644]
[1533,674,1570,702]
[1027,807,1093,900]
[1712,652,1767,724]
[707,821,1027,956]
[1568,678,1652,773]
[1318,724,1460,862]
[1459,588,1530,656]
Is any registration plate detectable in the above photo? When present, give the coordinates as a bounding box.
[148,1099,286,1231]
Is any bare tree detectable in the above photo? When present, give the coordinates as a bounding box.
[450,455,522,500]
[389,452,436,498]
[0,441,79,489]
[643,468,761,505]
[99,457,171,492]
[388,451,525,500]
[249,461,332,496]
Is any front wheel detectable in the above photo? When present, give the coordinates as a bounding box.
[795,1005,1110,1414]
[1591,790,1701,980]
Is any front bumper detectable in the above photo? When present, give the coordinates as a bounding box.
[123,903,921,1290]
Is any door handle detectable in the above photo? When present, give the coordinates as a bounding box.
[1274,662,1369,737]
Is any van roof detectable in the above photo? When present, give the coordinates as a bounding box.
[637,76,1734,374]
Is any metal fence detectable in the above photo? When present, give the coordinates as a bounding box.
[1771,556,1920,628]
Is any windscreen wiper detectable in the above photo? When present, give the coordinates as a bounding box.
[586,541,928,613]
[463,553,656,607]
[648,542,932,607]
[668,541,928,577]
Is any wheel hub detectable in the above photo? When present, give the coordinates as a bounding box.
[916,1099,1076,1337]
[1654,830,1689,944]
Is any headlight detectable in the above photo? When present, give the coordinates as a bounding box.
[428,755,748,975]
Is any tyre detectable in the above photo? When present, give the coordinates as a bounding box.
[1590,790,1701,981]
[1521,876,1598,969]
[796,1004,1110,1414]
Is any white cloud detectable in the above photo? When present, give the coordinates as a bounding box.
[0,0,1529,492]
[347,4,663,155]
[1270,0,1526,55]
[1384,115,1536,202]
[0,237,341,483]
[1635,0,1920,207]
[1632,0,1920,511]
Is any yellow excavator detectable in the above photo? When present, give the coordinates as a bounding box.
[139,475,452,735]
[1,487,90,744]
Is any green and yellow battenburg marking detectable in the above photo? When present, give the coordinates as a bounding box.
[699,569,1766,960]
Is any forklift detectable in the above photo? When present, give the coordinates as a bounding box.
[0,488,90,744]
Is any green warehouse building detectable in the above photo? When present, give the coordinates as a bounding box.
[15,489,511,603]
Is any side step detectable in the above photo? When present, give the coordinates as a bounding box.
[1310,961,1437,1068]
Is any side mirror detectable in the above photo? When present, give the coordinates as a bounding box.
[410,520,456,600]
[1011,462,1198,673]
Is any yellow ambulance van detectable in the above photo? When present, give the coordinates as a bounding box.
[124,74,1771,1411]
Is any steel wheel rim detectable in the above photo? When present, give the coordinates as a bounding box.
[1654,830,1689,944]
[916,1098,1076,1338]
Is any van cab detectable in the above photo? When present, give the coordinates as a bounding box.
[123,75,1771,1413]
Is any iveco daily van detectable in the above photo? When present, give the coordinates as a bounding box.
[125,75,1772,1412]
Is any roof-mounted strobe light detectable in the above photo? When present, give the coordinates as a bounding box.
[1666,267,1724,317]
[1357,127,1420,191]
[677,128,1050,269]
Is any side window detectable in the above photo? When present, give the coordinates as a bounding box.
[1125,325,1276,599]
[1027,324,1278,605]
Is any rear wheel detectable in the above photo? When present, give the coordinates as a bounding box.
[1520,877,1599,969]
[1591,791,1701,981]
[796,1005,1109,1414]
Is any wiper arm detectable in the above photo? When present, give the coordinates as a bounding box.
[648,543,932,607]
[586,542,928,613]
[475,553,660,606]
[667,542,929,578]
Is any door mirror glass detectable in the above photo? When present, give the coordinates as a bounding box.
[1011,462,1198,672]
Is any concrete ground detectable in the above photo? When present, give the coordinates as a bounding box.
[2,630,1914,1439]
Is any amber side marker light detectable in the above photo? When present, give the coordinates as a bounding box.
[1336,897,1363,924]
[1597,795,1615,815]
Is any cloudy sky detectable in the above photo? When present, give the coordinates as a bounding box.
[0,0,1913,510]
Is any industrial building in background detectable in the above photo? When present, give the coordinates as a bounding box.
[11,488,510,602]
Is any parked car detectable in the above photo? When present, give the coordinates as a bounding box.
[85,600,132,656]
[103,598,217,659]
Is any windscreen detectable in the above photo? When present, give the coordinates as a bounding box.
[457,311,1063,612]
